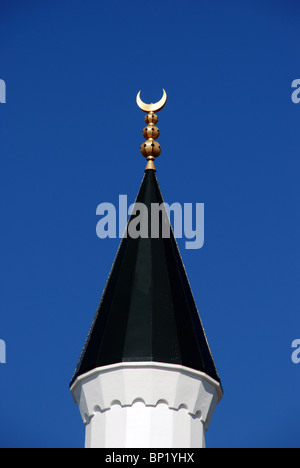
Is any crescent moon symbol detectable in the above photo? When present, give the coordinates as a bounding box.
[136,89,167,113]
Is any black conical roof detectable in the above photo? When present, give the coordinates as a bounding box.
[70,170,220,387]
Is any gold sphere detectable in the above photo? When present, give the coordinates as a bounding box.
[144,112,158,125]
[140,139,161,158]
[142,126,160,140]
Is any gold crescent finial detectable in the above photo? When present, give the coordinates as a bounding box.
[136,89,167,113]
[137,89,167,172]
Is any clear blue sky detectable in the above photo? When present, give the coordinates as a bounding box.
[0,0,299,448]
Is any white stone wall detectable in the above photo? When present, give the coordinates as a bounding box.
[71,362,222,449]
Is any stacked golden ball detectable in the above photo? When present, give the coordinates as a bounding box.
[140,112,161,159]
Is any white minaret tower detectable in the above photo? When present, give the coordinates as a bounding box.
[70,91,223,448]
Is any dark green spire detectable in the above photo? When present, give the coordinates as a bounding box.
[70,170,220,387]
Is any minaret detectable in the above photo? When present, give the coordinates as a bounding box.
[70,90,223,448]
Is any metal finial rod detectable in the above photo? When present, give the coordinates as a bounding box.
[136,89,167,172]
